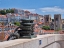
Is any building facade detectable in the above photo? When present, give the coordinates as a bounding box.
[54,14,62,31]
[44,15,52,26]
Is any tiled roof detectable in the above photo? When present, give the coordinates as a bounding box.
[29,13,33,15]
[24,10,30,13]
[38,22,43,24]
[33,13,39,16]
[24,14,29,16]
[0,15,7,18]
[43,30,54,33]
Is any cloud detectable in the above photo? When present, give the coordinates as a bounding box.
[23,9,36,13]
[40,6,64,14]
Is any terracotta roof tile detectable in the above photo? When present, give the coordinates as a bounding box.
[0,15,7,18]
[25,10,30,13]
[38,22,43,24]
[43,30,54,33]
[33,14,38,16]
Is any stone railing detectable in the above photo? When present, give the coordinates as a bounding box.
[0,34,64,48]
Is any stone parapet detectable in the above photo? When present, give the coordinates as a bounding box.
[0,34,64,48]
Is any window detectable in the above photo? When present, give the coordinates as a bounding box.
[46,17,48,21]
[56,25,57,27]
[55,18,58,21]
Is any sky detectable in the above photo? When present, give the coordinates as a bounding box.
[0,0,64,19]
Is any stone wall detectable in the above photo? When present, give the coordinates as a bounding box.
[0,34,64,48]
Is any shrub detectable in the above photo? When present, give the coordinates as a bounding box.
[14,22,20,26]
[42,26,50,30]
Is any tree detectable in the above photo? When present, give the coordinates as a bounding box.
[14,22,20,26]
[6,9,14,13]
[6,9,10,13]
[0,10,6,15]
[0,9,14,15]
[10,9,14,13]
[42,26,50,30]
[52,19,54,22]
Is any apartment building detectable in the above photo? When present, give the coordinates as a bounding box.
[6,13,22,23]
[12,8,25,15]
[0,15,8,25]
[23,10,30,19]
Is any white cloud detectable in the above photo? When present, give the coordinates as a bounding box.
[23,9,36,13]
[40,6,64,14]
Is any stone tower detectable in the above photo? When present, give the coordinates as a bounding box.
[44,15,52,26]
[54,14,62,31]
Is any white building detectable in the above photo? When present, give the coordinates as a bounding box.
[13,8,25,15]
[0,15,8,25]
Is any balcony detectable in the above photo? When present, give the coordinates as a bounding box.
[0,34,64,48]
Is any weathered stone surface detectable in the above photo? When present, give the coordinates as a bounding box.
[0,34,64,48]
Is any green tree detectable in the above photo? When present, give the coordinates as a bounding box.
[0,10,6,15]
[6,9,10,13]
[10,9,14,13]
[42,26,50,30]
[0,9,14,15]
[14,22,20,26]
